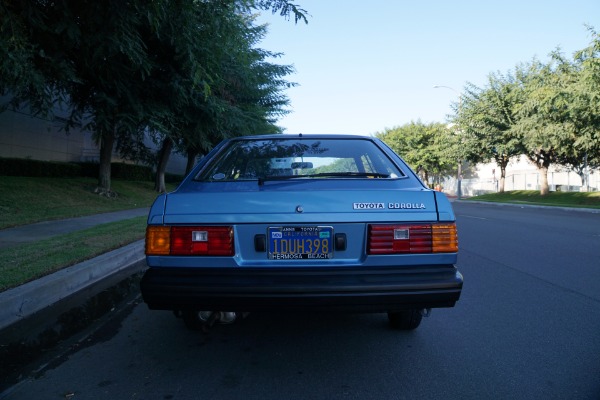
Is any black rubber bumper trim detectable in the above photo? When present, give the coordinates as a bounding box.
[140,266,463,313]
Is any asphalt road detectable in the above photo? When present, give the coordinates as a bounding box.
[3,202,600,400]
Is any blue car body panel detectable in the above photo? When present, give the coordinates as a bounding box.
[141,134,462,313]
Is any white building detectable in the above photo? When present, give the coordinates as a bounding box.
[442,157,599,197]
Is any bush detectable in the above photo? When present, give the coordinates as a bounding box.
[0,158,155,181]
[165,172,184,184]
[0,158,81,177]
[111,163,153,181]
[78,162,100,178]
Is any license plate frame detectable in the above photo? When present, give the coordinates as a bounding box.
[268,226,334,260]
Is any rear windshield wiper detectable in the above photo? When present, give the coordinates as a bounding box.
[258,172,390,185]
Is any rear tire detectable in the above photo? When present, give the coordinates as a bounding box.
[387,310,423,330]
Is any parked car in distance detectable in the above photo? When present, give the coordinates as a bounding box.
[141,134,463,330]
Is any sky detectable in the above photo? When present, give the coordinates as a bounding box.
[256,0,600,136]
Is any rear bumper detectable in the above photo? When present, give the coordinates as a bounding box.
[140,265,463,313]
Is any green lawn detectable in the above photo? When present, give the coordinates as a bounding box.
[0,177,175,291]
[464,190,600,209]
[0,217,146,292]
[0,176,167,229]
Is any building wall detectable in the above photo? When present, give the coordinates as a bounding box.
[0,108,86,162]
[0,103,188,175]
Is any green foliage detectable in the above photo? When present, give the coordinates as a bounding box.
[451,29,600,194]
[0,158,157,181]
[507,45,599,193]
[245,0,308,24]
[144,3,301,191]
[380,30,600,197]
[453,72,527,192]
[164,172,183,184]
[312,158,357,174]
[0,158,81,177]
[376,121,458,184]
[562,29,600,177]
[511,60,567,171]
[110,163,153,181]
[0,2,73,115]
[0,0,304,193]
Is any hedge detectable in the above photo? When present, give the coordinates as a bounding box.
[0,158,81,177]
[0,158,176,182]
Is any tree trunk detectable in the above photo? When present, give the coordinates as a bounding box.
[155,137,173,193]
[539,165,549,196]
[498,170,506,193]
[577,171,587,192]
[527,151,552,196]
[97,127,116,196]
[498,159,508,193]
[185,147,198,175]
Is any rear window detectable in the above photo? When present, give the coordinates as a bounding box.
[196,138,405,182]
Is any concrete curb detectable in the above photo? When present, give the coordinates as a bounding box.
[0,240,145,332]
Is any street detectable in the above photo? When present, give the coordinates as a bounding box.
[3,202,600,400]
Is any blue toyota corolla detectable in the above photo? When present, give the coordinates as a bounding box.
[141,134,463,330]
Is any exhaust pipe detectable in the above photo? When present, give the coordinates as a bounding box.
[420,308,432,318]
[199,311,237,324]
[198,311,238,332]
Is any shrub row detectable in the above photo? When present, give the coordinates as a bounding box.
[0,158,81,177]
[0,158,182,182]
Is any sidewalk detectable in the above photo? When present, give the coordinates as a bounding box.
[0,208,149,333]
[0,208,149,249]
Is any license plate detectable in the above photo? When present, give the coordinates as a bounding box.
[268,226,333,260]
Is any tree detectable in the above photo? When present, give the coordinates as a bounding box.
[150,2,299,192]
[376,121,457,187]
[509,59,569,195]
[454,73,526,192]
[0,2,73,115]
[452,30,600,195]
[558,29,600,190]
[245,0,308,23]
[1,0,307,194]
[1,0,161,194]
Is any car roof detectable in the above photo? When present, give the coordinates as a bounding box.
[229,134,377,141]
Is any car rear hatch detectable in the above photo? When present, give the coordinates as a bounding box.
[147,181,457,267]
[159,184,441,224]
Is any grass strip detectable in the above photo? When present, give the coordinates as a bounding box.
[465,190,600,209]
[0,177,169,229]
[0,217,146,292]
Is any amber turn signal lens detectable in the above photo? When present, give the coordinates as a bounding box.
[432,224,458,253]
[146,226,171,255]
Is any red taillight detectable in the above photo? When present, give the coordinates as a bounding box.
[146,226,234,256]
[368,223,457,255]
